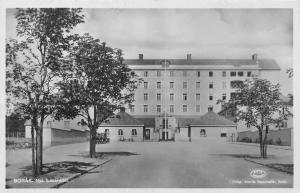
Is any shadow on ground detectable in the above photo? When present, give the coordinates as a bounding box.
[20,161,96,177]
[210,153,293,174]
[266,163,293,174]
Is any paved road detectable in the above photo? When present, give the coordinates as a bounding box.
[61,140,293,188]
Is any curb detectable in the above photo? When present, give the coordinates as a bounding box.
[51,158,113,188]
[244,158,293,175]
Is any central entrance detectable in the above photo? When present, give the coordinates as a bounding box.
[162,131,169,140]
[156,112,176,141]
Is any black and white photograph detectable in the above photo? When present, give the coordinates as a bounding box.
[2,0,299,190]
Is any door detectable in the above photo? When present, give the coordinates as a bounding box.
[162,131,168,140]
[145,129,150,140]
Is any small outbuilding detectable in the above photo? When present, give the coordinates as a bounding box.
[188,111,237,142]
[98,108,145,142]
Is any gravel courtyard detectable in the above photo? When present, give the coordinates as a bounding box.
[60,139,293,188]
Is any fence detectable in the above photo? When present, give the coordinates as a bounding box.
[237,128,292,146]
[6,131,25,138]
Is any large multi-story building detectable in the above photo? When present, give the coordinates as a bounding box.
[24,53,287,145]
[125,53,280,116]
[100,53,280,142]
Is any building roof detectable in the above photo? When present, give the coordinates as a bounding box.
[190,111,236,126]
[125,59,280,70]
[177,117,197,127]
[100,111,143,126]
[135,117,155,127]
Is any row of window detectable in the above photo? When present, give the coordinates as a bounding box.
[143,70,252,77]
[104,129,138,136]
[143,81,240,89]
[144,81,208,89]
[142,93,226,101]
[129,105,214,113]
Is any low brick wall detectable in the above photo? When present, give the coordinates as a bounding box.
[51,128,89,146]
[237,128,292,146]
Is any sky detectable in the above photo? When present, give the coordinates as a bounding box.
[6,8,293,94]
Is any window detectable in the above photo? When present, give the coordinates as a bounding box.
[222,82,227,89]
[196,82,200,89]
[170,71,174,77]
[196,93,200,101]
[208,106,213,112]
[144,71,148,77]
[170,82,174,89]
[157,93,161,101]
[144,105,148,112]
[196,105,200,112]
[230,71,236,77]
[209,71,213,77]
[170,93,174,101]
[209,83,213,89]
[183,82,187,89]
[183,105,187,112]
[130,105,135,113]
[162,118,169,129]
[144,82,148,89]
[183,93,187,101]
[222,71,226,77]
[47,121,52,128]
[157,82,161,89]
[118,129,123,136]
[197,71,201,77]
[157,71,161,77]
[131,129,137,136]
[209,94,213,101]
[247,71,252,77]
[183,71,187,77]
[222,93,226,100]
[144,93,148,101]
[157,105,161,113]
[170,105,174,113]
[64,121,70,129]
[238,71,244,77]
[105,129,110,134]
[200,129,206,137]
[220,133,227,137]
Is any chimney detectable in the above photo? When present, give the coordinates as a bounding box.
[252,53,258,61]
[139,54,143,63]
[187,54,192,62]
[120,107,126,112]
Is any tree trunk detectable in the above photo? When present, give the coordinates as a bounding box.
[35,128,42,175]
[259,130,263,157]
[38,117,44,174]
[89,128,96,158]
[262,126,269,158]
[31,125,36,176]
[89,105,98,158]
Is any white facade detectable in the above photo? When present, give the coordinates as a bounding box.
[98,126,144,142]
[190,126,237,142]
[126,54,280,118]
[24,116,89,147]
